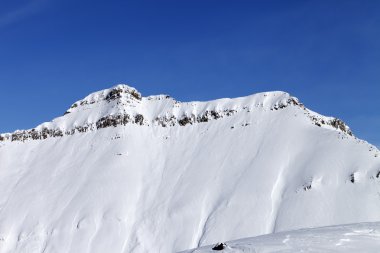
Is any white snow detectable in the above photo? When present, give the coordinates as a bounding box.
[0,84,379,253]
[181,222,380,253]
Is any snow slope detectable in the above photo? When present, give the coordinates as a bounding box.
[0,84,379,253]
[182,222,380,253]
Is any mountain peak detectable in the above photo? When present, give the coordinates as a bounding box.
[0,85,379,253]
[65,84,142,114]
[0,84,355,142]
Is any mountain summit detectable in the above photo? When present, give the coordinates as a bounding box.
[0,85,379,253]
[1,84,352,142]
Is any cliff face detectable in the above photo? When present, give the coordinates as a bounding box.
[0,85,378,253]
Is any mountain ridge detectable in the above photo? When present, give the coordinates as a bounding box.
[0,84,353,142]
[0,84,379,253]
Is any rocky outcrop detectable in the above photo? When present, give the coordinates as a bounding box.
[96,114,133,129]
[309,115,353,136]
[64,85,142,115]
[271,97,303,110]
[269,96,352,136]
[105,86,142,101]
[0,102,353,143]
[0,109,239,142]
[2,128,64,142]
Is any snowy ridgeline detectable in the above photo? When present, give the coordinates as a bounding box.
[182,222,380,253]
[0,84,379,253]
[0,84,352,142]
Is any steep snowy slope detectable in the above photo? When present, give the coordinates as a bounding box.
[182,222,380,253]
[0,84,379,253]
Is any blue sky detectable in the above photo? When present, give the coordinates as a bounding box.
[0,0,379,147]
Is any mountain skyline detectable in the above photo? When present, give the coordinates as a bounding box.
[1,1,379,252]
[0,83,378,148]
[0,84,379,252]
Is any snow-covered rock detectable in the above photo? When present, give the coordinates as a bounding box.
[0,84,379,253]
[0,84,353,142]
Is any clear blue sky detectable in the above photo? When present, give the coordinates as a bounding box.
[0,0,379,147]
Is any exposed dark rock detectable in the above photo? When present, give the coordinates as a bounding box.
[54,129,64,137]
[134,114,144,125]
[350,173,355,183]
[75,125,89,133]
[224,109,237,116]
[96,114,132,129]
[303,184,312,191]
[288,97,302,106]
[42,127,53,139]
[106,87,124,101]
[197,114,209,123]
[105,87,142,102]
[130,90,142,100]
[2,106,245,143]
[11,131,24,142]
[210,110,221,119]
[178,116,192,126]
[330,118,352,136]
[308,115,353,136]
[272,97,302,111]
[8,127,64,142]
[212,242,227,251]
[156,115,177,127]
[30,129,39,140]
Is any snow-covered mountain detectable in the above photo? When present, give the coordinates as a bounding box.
[0,84,379,253]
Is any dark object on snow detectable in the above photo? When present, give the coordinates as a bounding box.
[350,173,355,183]
[212,242,226,251]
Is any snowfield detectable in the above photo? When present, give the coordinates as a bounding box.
[0,84,379,253]
[181,222,380,253]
